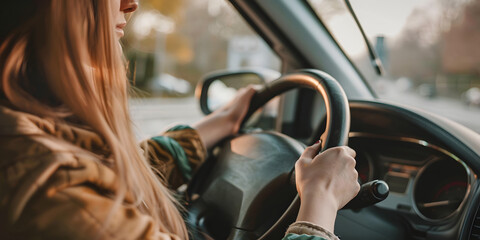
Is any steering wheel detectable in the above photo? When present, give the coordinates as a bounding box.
[185,69,350,240]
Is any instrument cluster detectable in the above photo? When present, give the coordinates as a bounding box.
[348,133,474,222]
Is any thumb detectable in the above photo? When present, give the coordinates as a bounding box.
[300,141,322,160]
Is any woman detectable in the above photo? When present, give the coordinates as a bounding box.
[0,0,359,239]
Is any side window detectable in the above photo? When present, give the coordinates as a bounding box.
[123,0,281,137]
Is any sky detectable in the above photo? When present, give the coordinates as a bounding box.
[351,0,430,38]
[311,0,441,57]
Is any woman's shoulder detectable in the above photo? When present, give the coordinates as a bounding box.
[0,104,110,156]
[0,108,160,239]
[0,104,65,165]
[0,105,121,225]
[0,104,54,136]
[1,104,79,160]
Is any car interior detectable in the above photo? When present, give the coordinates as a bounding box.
[176,0,480,239]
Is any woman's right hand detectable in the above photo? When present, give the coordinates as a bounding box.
[294,142,360,232]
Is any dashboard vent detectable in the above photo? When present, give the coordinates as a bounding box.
[470,205,480,239]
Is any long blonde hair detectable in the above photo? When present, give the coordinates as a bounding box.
[0,0,188,238]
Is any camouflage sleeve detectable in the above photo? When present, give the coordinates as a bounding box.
[141,125,207,189]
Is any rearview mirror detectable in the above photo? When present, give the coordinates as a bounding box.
[195,68,280,115]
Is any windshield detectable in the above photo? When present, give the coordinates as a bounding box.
[308,0,480,133]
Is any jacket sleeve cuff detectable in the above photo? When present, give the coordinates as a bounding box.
[143,125,207,188]
[285,221,339,240]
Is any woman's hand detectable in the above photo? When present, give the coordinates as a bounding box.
[193,86,256,149]
[295,143,360,232]
[215,86,257,134]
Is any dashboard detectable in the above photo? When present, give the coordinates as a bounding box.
[332,100,480,240]
[350,133,474,223]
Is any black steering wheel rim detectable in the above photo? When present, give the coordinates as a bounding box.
[243,69,350,150]
[186,69,350,239]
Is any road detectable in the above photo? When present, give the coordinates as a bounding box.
[129,97,203,140]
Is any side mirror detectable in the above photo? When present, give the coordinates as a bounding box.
[195,68,280,115]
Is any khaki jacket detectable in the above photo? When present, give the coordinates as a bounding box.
[0,104,205,239]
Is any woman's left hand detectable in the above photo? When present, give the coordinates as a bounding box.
[216,86,257,134]
[193,86,256,149]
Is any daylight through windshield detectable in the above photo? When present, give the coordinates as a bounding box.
[309,0,480,133]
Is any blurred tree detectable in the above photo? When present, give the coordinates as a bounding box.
[165,34,194,64]
[442,0,480,75]
[142,0,184,17]
[389,9,440,83]
[122,0,261,93]
[389,0,478,94]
